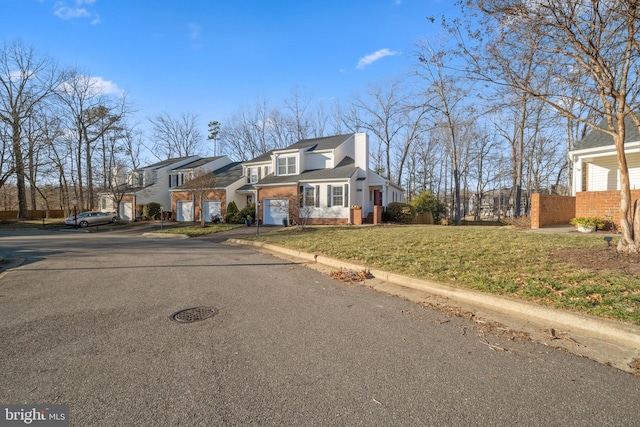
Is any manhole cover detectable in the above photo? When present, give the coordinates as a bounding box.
[170,307,217,323]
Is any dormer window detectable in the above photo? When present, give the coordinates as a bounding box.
[277,156,296,175]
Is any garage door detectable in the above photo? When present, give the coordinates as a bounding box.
[176,201,194,222]
[202,200,221,222]
[263,198,288,225]
[119,202,133,221]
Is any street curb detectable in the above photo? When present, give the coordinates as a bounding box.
[141,232,189,239]
[229,238,640,372]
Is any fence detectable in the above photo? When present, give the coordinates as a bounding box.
[0,210,66,220]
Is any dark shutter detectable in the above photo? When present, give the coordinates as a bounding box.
[315,185,320,207]
[344,184,349,207]
[327,185,332,207]
[299,185,304,207]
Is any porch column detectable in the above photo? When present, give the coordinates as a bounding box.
[572,158,582,196]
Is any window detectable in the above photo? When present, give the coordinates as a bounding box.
[327,184,349,207]
[332,186,343,207]
[277,156,296,175]
[304,187,315,207]
[250,168,258,184]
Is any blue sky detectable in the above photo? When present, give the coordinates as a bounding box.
[2,0,456,138]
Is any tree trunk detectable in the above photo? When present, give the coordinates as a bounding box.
[614,125,638,252]
[12,123,28,218]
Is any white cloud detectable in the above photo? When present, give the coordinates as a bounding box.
[91,76,123,96]
[58,76,124,97]
[188,23,202,40]
[53,1,100,25]
[356,48,399,70]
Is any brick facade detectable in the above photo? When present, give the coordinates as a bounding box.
[532,190,640,230]
[575,189,640,230]
[530,194,575,228]
[257,186,297,223]
[171,190,227,222]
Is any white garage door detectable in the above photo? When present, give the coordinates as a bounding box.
[264,198,289,225]
[202,200,221,222]
[119,202,133,221]
[176,201,194,222]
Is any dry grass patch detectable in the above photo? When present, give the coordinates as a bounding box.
[248,225,640,325]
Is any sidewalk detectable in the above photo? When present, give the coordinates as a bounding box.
[227,237,640,376]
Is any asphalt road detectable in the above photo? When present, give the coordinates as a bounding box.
[1,228,639,426]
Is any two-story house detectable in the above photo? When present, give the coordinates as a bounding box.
[100,156,234,221]
[169,162,246,222]
[246,133,403,225]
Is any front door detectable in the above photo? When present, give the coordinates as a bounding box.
[374,190,382,206]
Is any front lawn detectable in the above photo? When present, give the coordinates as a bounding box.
[247,225,640,325]
[154,223,244,237]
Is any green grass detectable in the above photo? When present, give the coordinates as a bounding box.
[154,223,244,236]
[246,225,640,325]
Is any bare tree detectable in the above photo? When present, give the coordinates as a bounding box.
[179,169,217,227]
[149,112,204,159]
[454,0,640,251]
[283,88,313,141]
[345,79,406,181]
[0,40,62,218]
[0,121,15,193]
[417,40,476,225]
[57,69,126,210]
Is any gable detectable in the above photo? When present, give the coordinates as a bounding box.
[573,116,640,151]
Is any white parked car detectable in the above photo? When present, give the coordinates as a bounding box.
[65,211,118,228]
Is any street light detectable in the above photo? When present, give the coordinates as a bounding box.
[71,199,77,229]
[255,191,260,236]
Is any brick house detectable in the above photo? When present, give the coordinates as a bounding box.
[169,162,245,222]
[532,118,640,229]
[244,133,404,225]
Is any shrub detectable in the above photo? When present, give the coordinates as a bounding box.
[570,216,605,229]
[238,203,255,223]
[411,191,446,221]
[385,202,416,224]
[225,201,239,223]
[143,202,162,220]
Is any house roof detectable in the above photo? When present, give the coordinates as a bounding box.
[244,134,355,163]
[573,116,640,151]
[284,134,354,152]
[255,156,358,186]
[136,156,194,171]
[171,162,243,190]
[170,156,223,171]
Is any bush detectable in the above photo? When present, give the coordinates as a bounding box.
[411,191,446,221]
[224,202,255,223]
[143,202,162,220]
[238,203,256,223]
[225,201,239,223]
[385,202,416,224]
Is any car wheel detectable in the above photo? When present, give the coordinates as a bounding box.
[112,217,118,223]
[79,221,89,228]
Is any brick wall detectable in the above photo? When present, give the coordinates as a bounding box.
[0,210,65,220]
[575,189,640,230]
[530,193,575,228]
[171,190,227,222]
[257,186,297,223]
